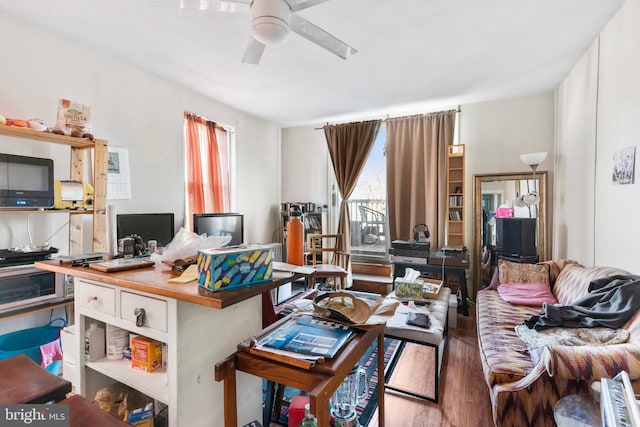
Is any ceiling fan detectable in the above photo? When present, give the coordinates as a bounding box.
[175,0,358,64]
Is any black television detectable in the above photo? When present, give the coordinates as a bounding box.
[193,213,244,246]
[116,213,175,247]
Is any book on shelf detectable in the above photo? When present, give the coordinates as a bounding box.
[243,314,355,369]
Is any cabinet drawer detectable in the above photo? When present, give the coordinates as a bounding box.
[76,281,116,316]
[120,292,167,333]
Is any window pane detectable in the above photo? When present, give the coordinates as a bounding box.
[348,129,387,259]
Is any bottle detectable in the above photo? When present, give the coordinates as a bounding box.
[286,211,304,266]
[84,323,106,362]
[299,403,318,427]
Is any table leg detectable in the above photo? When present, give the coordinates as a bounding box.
[459,270,469,316]
[311,394,331,427]
[377,331,385,427]
[214,354,238,427]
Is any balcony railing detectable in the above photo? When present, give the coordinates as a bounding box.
[346,198,387,258]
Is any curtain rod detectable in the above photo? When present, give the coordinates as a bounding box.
[313,107,461,130]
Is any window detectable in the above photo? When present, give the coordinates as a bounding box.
[348,128,388,260]
[183,112,235,230]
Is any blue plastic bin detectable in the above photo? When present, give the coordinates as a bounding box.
[0,318,66,366]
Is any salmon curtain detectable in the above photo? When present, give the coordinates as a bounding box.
[324,119,382,253]
[386,110,457,247]
[184,112,230,230]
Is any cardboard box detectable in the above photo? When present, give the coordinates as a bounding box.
[394,277,442,299]
[197,245,273,292]
[128,403,154,427]
[131,336,162,373]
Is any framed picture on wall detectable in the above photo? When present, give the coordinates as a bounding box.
[612,146,635,185]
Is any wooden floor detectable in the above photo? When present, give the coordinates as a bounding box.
[367,303,494,427]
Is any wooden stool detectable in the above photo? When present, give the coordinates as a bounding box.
[60,395,132,427]
[0,354,71,404]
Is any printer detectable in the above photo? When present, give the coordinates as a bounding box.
[54,180,94,209]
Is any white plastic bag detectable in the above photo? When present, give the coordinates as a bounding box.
[154,227,231,263]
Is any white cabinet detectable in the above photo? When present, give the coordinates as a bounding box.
[73,277,263,426]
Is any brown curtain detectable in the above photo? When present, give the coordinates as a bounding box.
[386,110,456,248]
[324,120,382,253]
[184,112,230,230]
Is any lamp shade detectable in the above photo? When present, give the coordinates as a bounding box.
[520,152,547,167]
[513,196,526,208]
[522,192,540,206]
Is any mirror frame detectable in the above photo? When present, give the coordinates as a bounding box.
[472,172,548,298]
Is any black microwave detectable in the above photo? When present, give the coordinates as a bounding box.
[0,153,54,209]
[0,265,71,313]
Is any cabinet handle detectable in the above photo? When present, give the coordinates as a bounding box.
[134,308,145,327]
[87,296,99,307]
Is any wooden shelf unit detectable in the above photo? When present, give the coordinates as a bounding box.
[0,125,108,254]
[446,144,465,247]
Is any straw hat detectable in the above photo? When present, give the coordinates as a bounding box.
[313,292,371,324]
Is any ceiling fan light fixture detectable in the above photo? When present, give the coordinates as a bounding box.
[251,0,292,45]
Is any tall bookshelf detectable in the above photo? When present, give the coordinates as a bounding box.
[446,144,465,247]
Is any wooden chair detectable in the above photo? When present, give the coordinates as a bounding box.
[306,234,349,290]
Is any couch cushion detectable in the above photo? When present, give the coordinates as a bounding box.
[476,289,541,387]
[498,259,550,285]
[498,283,557,306]
[554,264,631,305]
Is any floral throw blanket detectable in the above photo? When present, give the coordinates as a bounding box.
[515,325,630,363]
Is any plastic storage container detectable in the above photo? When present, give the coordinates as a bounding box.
[0,318,66,365]
[84,323,105,362]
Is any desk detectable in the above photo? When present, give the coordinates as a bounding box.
[215,320,386,427]
[391,252,469,316]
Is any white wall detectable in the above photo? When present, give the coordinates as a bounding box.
[556,0,640,272]
[554,40,599,265]
[281,126,330,206]
[459,93,556,253]
[0,12,280,253]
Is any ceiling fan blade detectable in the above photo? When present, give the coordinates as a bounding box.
[242,37,267,64]
[151,0,250,13]
[290,14,357,60]
[285,0,332,12]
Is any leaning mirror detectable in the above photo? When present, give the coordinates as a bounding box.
[472,172,548,298]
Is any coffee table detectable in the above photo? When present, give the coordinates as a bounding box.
[382,287,450,403]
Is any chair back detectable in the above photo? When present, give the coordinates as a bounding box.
[306,234,344,265]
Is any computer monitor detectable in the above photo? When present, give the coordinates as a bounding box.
[116,213,175,247]
[193,213,244,246]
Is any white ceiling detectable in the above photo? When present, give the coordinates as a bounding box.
[0,0,624,127]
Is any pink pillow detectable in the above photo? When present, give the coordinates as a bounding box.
[497,282,557,306]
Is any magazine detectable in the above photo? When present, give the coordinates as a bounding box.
[254,314,354,359]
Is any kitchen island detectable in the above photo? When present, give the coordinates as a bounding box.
[36,259,302,427]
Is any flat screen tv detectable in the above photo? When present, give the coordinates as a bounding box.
[116,213,175,247]
[193,213,244,246]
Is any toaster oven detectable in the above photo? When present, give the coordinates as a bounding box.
[0,265,71,314]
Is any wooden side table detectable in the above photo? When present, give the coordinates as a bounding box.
[215,321,386,427]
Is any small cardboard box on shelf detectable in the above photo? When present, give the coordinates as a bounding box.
[131,336,162,373]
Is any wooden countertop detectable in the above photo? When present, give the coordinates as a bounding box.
[35,260,302,309]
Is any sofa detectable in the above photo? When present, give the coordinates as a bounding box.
[476,259,640,426]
